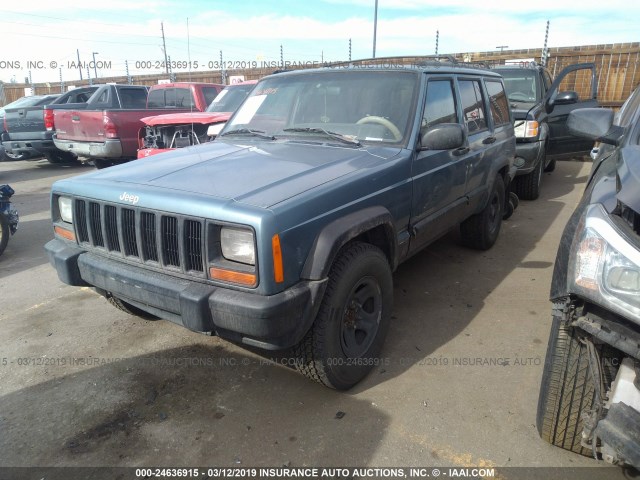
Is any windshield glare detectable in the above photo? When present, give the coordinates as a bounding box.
[500,70,539,103]
[207,84,255,113]
[224,70,419,145]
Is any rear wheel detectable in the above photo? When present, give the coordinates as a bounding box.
[45,151,77,164]
[93,159,115,169]
[460,175,504,250]
[513,156,543,200]
[537,313,620,456]
[106,293,158,320]
[293,242,393,390]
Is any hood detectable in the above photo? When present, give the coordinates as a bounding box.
[71,140,402,208]
[141,112,231,126]
[617,146,640,213]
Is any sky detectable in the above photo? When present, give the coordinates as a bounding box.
[0,0,637,85]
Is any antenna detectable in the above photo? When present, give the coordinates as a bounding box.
[161,22,169,75]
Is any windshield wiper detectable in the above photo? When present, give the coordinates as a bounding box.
[220,128,275,140]
[282,127,361,146]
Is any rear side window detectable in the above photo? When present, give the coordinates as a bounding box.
[175,88,195,108]
[423,79,457,128]
[459,79,487,133]
[485,80,510,126]
[118,88,147,108]
[147,89,164,108]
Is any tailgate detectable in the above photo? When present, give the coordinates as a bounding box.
[4,107,46,139]
[54,110,105,142]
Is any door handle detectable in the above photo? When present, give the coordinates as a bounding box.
[453,147,470,156]
[482,136,496,144]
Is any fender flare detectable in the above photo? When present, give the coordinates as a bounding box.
[301,206,397,280]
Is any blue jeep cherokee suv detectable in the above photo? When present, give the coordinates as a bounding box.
[46,64,516,389]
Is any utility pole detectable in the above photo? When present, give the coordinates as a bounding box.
[59,68,64,93]
[372,0,378,58]
[125,60,132,84]
[161,22,169,75]
[87,67,92,86]
[435,30,439,55]
[76,49,83,80]
[349,38,352,61]
[542,20,550,67]
[280,45,284,68]
[92,52,99,79]
[220,50,226,84]
[496,45,509,53]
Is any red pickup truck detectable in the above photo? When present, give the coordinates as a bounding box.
[138,80,257,158]
[53,82,224,168]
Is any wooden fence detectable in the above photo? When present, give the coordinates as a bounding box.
[1,42,638,109]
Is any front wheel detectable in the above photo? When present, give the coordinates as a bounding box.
[293,242,393,390]
[513,156,543,200]
[0,213,9,256]
[460,174,504,250]
[537,313,620,456]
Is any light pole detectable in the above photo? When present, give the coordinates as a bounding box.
[372,0,378,58]
[496,45,508,53]
[92,52,99,79]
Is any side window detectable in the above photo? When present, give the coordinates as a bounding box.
[119,88,148,109]
[458,79,487,133]
[147,90,164,108]
[93,89,109,107]
[423,80,457,128]
[485,80,510,126]
[175,88,194,108]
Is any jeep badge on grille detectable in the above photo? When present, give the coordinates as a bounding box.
[119,192,140,205]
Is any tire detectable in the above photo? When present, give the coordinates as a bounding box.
[0,213,9,257]
[93,159,115,169]
[292,242,393,390]
[544,157,556,173]
[513,156,543,200]
[106,294,158,320]
[45,151,77,164]
[460,174,505,250]
[537,314,620,456]
[2,149,28,161]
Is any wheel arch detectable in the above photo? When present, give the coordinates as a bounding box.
[301,206,397,280]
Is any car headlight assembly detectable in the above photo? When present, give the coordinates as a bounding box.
[514,120,539,139]
[220,227,255,265]
[569,204,640,323]
[58,196,73,224]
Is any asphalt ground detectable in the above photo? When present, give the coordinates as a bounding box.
[0,158,626,479]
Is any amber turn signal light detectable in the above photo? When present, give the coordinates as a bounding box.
[54,225,76,242]
[272,234,284,283]
[209,267,256,287]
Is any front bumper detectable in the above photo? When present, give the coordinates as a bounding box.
[53,136,123,159]
[514,140,544,176]
[45,239,326,350]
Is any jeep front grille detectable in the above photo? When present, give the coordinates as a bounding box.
[74,199,205,274]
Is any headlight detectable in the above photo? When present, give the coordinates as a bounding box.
[220,227,255,265]
[514,120,539,139]
[58,196,73,223]
[568,204,640,323]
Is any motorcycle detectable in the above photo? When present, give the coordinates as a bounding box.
[0,184,19,257]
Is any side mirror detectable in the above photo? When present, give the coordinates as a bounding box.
[567,108,622,145]
[420,123,465,151]
[555,91,579,105]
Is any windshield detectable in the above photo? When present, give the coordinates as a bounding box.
[222,70,419,146]
[207,84,255,113]
[499,70,539,103]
